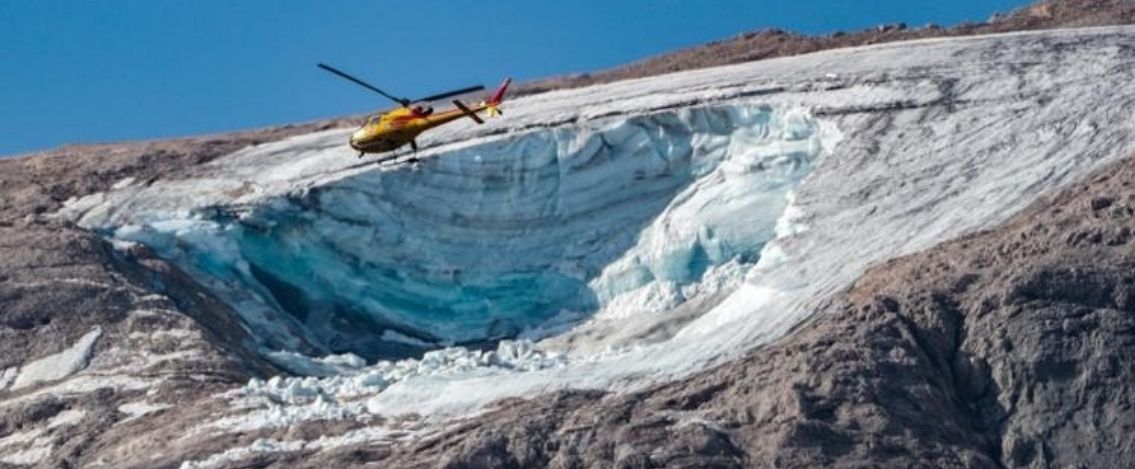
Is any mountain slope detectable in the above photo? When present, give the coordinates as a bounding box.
[3,6,1135,469]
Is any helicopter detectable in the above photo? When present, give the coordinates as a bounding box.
[318,63,511,160]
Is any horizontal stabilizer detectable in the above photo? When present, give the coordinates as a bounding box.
[452,100,485,124]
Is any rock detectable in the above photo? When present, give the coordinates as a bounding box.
[1091,196,1113,210]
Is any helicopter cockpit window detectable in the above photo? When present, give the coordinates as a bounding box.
[366,115,381,126]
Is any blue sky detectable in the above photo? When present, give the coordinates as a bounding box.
[0,1,1030,156]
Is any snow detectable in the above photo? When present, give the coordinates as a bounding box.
[57,26,1135,433]
[118,401,171,420]
[47,408,86,428]
[0,446,51,466]
[112,177,136,190]
[0,427,45,450]
[0,375,153,410]
[180,426,409,469]
[180,438,307,469]
[126,327,198,343]
[11,327,102,390]
[0,367,17,390]
[0,410,85,466]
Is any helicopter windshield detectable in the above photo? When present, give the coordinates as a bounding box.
[365,115,382,126]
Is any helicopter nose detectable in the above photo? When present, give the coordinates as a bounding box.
[349,129,367,150]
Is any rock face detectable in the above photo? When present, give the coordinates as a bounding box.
[297,155,1135,468]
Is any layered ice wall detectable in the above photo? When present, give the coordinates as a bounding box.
[69,106,832,359]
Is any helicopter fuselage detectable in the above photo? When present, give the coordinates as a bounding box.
[349,103,494,154]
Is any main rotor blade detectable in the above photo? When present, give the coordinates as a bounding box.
[318,63,409,106]
[417,85,485,103]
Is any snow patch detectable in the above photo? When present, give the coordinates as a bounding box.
[111,177,136,190]
[0,367,17,390]
[47,408,86,428]
[0,446,51,466]
[1,375,153,410]
[118,401,171,420]
[0,428,45,450]
[12,327,102,390]
[0,411,79,467]
[128,328,196,341]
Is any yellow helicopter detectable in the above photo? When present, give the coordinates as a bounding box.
[318,63,511,160]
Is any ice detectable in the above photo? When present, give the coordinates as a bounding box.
[589,107,825,312]
[380,330,432,347]
[65,106,830,360]
[220,339,566,432]
[56,26,1135,434]
[12,327,102,390]
[264,350,367,377]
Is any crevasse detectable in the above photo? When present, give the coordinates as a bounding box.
[102,105,831,360]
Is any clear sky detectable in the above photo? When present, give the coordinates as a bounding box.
[0,0,1030,156]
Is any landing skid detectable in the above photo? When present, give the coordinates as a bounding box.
[357,145,422,169]
[380,156,421,168]
[363,151,421,169]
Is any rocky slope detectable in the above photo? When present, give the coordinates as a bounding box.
[0,126,335,468]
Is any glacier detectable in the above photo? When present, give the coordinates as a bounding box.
[65,105,835,359]
[61,26,1135,432]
